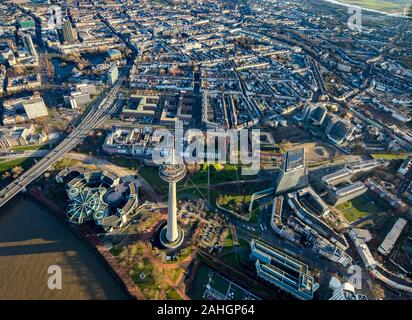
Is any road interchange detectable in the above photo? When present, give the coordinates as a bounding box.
[0,75,125,209]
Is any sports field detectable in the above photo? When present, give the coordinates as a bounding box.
[188,264,260,300]
[204,269,260,300]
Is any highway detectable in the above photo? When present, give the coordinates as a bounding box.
[0,75,125,209]
[0,3,138,209]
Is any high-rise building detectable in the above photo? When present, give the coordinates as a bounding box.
[62,19,77,43]
[276,148,305,193]
[107,64,118,85]
[22,35,38,59]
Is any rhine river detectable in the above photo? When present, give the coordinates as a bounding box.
[0,196,130,300]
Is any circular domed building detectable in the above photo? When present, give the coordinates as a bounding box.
[56,167,138,232]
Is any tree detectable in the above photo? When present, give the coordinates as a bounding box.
[1,171,11,180]
[11,166,24,178]
[371,283,385,300]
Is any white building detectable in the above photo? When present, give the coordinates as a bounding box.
[107,64,118,85]
[64,91,91,109]
[398,157,412,176]
[329,277,367,300]
[2,95,48,124]
[378,218,407,256]
[349,229,377,269]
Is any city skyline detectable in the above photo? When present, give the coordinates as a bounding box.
[0,0,411,305]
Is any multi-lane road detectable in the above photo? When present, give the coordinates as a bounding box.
[0,76,124,209]
[1,3,138,210]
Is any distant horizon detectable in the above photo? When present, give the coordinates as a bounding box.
[13,0,411,16]
[317,0,411,16]
[1,0,411,304]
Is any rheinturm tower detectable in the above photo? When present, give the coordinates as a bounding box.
[158,153,186,248]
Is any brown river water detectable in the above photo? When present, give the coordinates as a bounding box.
[0,196,130,300]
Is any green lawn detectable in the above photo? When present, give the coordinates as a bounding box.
[110,245,123,257]
[371,153,411,160]
[53,158,83,171]
[216,193,258,221]
[138,162,258,199]
[0,158,35,174]
[217,194,252,207]
[166,288,183,300]
[190,163,257,186]
[130,258,156,290]
[223,231,234,247]
[238,238,250,248]
[75,132,106,156]
[176,186,208,200]
[356,212,389,230]
[11,144,49,152]
[217,194,252,212]
[220,234,251,261]
[190,163,238,185]
[174,247,193,263]
[341,208,369,222]
[138,165,168,193]
[166,268,183,283]
[163,247,193,264]
[336,195,380,223]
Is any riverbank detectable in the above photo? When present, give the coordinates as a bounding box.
[317,0,409,17]
[0,195,130,299]
[28,187,145,300]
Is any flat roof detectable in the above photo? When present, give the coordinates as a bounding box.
[334,181,366,197]
[298,187,330,215]
[378,218,407,255]
[252,239,308,274]
[321,168,352,184]
[284,148,305,172]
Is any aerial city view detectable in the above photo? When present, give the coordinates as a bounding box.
[0,0,411,304]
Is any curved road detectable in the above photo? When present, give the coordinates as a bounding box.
[0,75,125,209]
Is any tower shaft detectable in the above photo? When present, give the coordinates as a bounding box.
[166,181,178,242]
